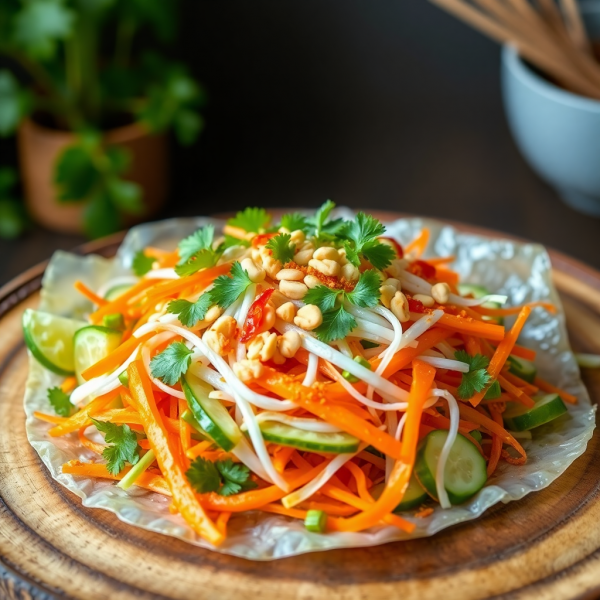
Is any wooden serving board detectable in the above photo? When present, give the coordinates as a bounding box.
[1,217,600,600]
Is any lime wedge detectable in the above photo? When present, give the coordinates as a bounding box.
[23,309,88,376]
[74,326,123,384]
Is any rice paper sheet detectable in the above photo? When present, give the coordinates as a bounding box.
[24,212,596,560]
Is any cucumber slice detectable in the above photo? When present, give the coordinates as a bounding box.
[104,284,132,301]
[415,430,487,505]
[23,309,88,376]
[503,393,567,431]
[181,410,211,441]
[371,474,428,512]
[181,372,242,451]
[507,355,537,384]
[259,421,360,454]
[457,284,504,325]
[74,326,123,384]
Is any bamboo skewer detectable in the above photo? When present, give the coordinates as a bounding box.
[429,0,600,101]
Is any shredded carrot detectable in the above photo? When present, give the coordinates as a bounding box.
[510,344,537,362]
[497,374,535,408]
[501,371,538,395]
[437,313,505,341]
[414,507,434,518]
[128,360,224,546]
[473,301,556,318]
[534,376,577,404]
[405,228,430,257]
[486,407,504,477]
[469,306,531,406]
[89,278,157,323]
[78,425,105,455]
[74,280,108,306]
[260,503,307,520]
[60,376,77,394]
[33,411,66,425]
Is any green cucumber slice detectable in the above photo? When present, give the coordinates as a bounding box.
[371,474,428,512]
[507,355,537,384]
[259,421,360,454]
[415,430,487,505]
[104,284,132,301]
[74,326,123,384]
[181,373,242,451]
[23,309,88,376]
[503,393,567,431]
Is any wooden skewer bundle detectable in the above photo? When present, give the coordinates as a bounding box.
[429,0,600,100]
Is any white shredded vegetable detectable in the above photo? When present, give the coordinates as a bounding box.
[302,353,319,387]
[242,413,343,433]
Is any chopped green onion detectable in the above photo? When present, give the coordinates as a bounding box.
[575,353,600,369]
[118,371,129,388]
[484,380,502,400]
[304,509,327,533]
[342,355,372,383]
[469,430,483,443]
[117,449,156,490]
[102,313,125,330]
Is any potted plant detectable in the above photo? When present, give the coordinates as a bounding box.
[0,0,204,238]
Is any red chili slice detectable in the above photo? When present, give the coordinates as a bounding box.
[379,236,404,259]
[408,260,436,280]
[408,297,426,313]
[240,288,275,343]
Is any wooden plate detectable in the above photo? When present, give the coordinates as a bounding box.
[1,217,600,600]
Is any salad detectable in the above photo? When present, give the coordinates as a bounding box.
[24,203,579,548]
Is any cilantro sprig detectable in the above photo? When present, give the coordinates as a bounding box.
[47,386,76,417]
[186,457,257,496]
[175,225,222,277]
[132,250,155,276]
[167,295,213,327]
[278,212,310,233]
[455,350,492,400]
[304,270,381,342]
[150,341,193,385]
[308,200,345,242]
[337,212,396,270]
[92,419,141,476]
[227,207,271,233]
[266,233,295,263]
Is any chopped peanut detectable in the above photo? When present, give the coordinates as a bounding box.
[276,302,297,322]
[278,330,302,358]
[294,305,323,331]
[390,291,410,323]
[341,263,360,282]
[279,280,308,300]
[379,284,396,309]
[313,247,340,262]
[309,258,341,277]
[276,268,305,282]
[431,282,450,304]
[205,315,237,355]
[233,359,264,382]
[240,257,266,283]
[304,274,321,289]
[414,293,435,308]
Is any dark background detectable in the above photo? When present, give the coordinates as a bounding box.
[2,0,600,286]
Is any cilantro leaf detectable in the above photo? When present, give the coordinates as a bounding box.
[343,242,360,268]
[346,270,381,308]
[314,305,357,343]
[309,200,344,241]
[174,248,219,277]
[178,225,215,263]
[337,212,395,270]
[217,458,257,496]
[47,386,75,417]
[210,262,252,309]
[221,234,250,250]
[132,250,154,276]
[265,233,295,263]
[186,457,256,496]
[279,212,310,233]
[186,456,222,494]
[92,419,140,476]
[227,207,271,233]
[150,341,193,385]
[455,351,492,400]
[360,240,396,270]
[304,284,342,313]
[167,294,213,327]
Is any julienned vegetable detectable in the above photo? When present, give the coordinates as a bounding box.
[25,202,576,545]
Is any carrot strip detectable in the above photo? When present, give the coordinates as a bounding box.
[434,267,460,287]
[437,313,505,341]
[80,331,155,381]
[49,388,123,436]
[405,228,430,257]
[33,411,66,425]
[473,301,556,317]
[273,445,296,473]
[458,404,527,462]
[62,460,172,496]
[487,407,504,477]
[78,426,105,455]
[89,278,157,323]
[260,503,307,520]
[60,376,78,394]
[328,360,435,533]
[469,306,531,406]
[501,371,538,395]
[497,374,535,408]
[186,440,213,460]
[215,511,231,536]
[534,376,577,404]
[298,499,358,517]
[426,256,455,266]
[74,280,107,306]
[258,367,402,459]
[463,335,481,356]
[510,344,537,362]
[128,361,224,546]
[92,408,144,425]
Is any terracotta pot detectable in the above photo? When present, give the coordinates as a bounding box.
[17,118,168,234]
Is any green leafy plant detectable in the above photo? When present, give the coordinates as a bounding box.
[0,0,205,237]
